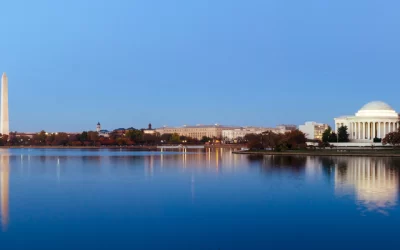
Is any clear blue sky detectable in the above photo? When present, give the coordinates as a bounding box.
[1,0,400,132]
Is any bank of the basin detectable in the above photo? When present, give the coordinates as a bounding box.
[0,144,244,150]
[233,149,400,157]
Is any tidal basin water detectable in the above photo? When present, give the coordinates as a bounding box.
[1,148,400,249]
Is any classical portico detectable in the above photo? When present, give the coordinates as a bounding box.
[334,101,400,142]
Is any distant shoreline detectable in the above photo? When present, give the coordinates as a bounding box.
[0,144,244,150]
[233,150,400,157]
[0,145,156,149]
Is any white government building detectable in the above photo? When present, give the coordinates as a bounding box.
[222,125,297,142]
[334,101,400,142]
[299,122,329,140]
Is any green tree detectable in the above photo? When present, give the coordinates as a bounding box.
[322,127,332,143]
[322,126,339,143]
[88,131,99,145]
[78,131,89,142]
[170,133,181,144]
[125,129,143,142]
[337,126,349,142]
[160,133,172,143]
[329,132,338,142]
[200,136,212,143]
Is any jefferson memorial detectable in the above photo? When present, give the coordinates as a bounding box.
[334,101,400,142]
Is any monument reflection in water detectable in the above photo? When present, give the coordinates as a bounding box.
[0,150,9,231]
[333,157,399,214]
[262,155,400,214]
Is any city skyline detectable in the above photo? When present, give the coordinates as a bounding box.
[2,0,400,132]
[1,71,399,133]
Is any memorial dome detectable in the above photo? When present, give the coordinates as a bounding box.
[360,101,394,111]
[356,101,398,117]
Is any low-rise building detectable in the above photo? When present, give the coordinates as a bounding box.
[156,124,240,140]
[15,132,80,138]
[299,121,329,140]
[276,124,297,131]
[96,122,110,137]
[142,123,157,135]
[222,125,297,142]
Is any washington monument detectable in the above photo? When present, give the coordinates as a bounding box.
[1,73,9,135]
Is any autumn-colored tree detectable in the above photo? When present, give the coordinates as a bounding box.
[46,133,56,145]
[7,132,19,146]
[244,133,260,143]
[18,136,31,146]
[116,138,127,146]
[32,130,47,145]
[125,139,134,146]
[383,131,400,148]
[247,140,264,150]
[261,131,283,150]
[99,137,115,146]
[0,134,8,146]
[142,133,160,145]
[54,133,69,146]
[70,141,82,146]
[281,130,307,149]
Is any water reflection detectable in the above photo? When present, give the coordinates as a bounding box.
[2,148,400,237]
[0,150,9,231]
[333,157,399,215]
[256,155,307,174]
[252,155,400,214]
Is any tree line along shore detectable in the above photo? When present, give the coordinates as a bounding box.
[1,123,399,152]
[239,123,400,156]
[0,130,231,147]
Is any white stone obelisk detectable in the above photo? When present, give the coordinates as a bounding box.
[1,73,9,135]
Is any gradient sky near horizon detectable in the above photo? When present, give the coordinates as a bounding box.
[1,0,400,132]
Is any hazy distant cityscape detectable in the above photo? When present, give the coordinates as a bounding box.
[2,73,400,148]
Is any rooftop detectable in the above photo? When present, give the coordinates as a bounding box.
[158,124,240,129]
[360,101,395,111]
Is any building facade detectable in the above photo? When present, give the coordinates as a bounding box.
[222,125,297,142]
[299,121,329,140]
[143,123,157,135]
[95,122,110,137]
[156,124,240,140]
[334,101,400,142]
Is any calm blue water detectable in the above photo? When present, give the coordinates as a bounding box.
[1,148,400,250]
